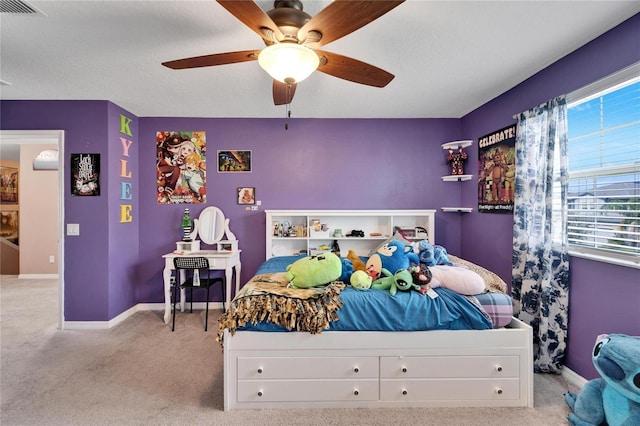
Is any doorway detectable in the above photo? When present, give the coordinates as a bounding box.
[0,130,65,329]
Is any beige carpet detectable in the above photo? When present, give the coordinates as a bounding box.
[1,276,578,425]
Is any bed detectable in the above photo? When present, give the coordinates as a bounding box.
[218,211,533,410]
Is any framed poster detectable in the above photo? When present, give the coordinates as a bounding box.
[0,211,18,245]
[0,166,18,204]
[71,153,100,196]
[218,150,251,173]
[477,124,516,213]
[156,131,207,204]
[237,187,255,205]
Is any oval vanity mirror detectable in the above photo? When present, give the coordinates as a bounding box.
[197,206,226,245]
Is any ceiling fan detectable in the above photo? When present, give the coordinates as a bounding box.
[162,0,405,106]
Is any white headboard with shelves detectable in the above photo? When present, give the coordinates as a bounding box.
[265,210,435,260]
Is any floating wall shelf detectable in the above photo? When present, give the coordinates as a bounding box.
[441,207,473,213]
[441,174,473,182]
[441,140,473,150]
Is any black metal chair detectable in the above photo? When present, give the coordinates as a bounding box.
[172,257,224,332]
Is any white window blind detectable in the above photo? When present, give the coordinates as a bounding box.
[563,63,640,266]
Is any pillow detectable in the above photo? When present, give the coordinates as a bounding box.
[447,254,508,293]
[367,232,413,258]
[429,265,485,295]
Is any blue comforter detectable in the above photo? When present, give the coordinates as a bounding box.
[239,255,492,332]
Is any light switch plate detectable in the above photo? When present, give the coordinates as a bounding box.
[67,223,80,236]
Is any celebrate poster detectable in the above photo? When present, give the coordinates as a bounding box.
[477,124,516,213]
[156,131,206,204]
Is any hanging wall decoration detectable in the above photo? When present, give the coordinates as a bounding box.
[0,166,18,203]
[477,124,516,213]
[217,150,251,173]
[71,154,100,196]
[156,131,207,204]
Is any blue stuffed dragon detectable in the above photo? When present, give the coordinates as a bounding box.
[564,334,640,426]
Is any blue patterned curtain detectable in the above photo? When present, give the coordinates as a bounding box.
[512,96,570,373]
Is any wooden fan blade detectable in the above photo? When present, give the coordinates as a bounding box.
[217,0,283,42]
[298,0,404,48]
[273,80,297,105]
[162,50,260,70]
[316,50,394,88]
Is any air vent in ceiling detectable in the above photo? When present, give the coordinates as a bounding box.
[0,0,45,15]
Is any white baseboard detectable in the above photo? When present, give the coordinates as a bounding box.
[561,366,588,389]
[63,302,224,330]
[18,274,58,279]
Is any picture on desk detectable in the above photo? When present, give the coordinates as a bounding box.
[156,131,207,205]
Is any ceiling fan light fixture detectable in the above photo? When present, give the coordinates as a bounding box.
[258,43,319,84]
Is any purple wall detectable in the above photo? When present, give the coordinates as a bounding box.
[137,118,462,304]
[460,13,640,379]
[1,101,112,321]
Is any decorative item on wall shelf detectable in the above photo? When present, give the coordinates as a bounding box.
[70,154,100,196]
[237,187,255,205]
[218,150,251,173]
[156,131,207,205]
[442,140,471,176]
[0,166,18,203]
[477,124,516,213]
[440,141,474,213]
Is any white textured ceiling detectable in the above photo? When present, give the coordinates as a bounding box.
[0,0,639,120]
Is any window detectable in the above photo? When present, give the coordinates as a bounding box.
[562,63,640,267]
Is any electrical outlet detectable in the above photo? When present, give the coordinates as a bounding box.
[49,256,55,263]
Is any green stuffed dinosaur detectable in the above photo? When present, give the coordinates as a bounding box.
[371,268,419,296]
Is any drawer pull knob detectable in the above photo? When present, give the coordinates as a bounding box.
[257,368,263,374]
[402,389,408,396]
[496,388,503,395]
[496,366,503,372]
[257,391,263,397]
[353,389,359,396]
[353,367,359,373]
[402,367,407,373]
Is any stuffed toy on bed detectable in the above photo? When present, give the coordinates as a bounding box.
[371,268,419,296]
[338,257,354,282]
[285,252,342,288]
[564,334,640,426]
[346,249,366,272]
[417,240,453,266]
[366,239,420,281]
[350,270,372,290]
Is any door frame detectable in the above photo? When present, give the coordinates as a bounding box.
[0,130,65,329]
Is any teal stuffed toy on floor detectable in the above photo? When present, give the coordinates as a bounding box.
[564,334,640,426]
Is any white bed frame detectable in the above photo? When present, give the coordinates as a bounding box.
[223,210,534,410]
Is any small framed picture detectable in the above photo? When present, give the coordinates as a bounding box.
[0,211,18,245]
[218,150,251,172]
[237,187,255,205]
[0,166,18,204]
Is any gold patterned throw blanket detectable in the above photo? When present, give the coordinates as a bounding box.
[216,272,345,345]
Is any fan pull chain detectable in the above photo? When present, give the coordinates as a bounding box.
[285,81,293,130]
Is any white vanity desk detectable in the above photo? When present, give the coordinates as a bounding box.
[161,206,241,324]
